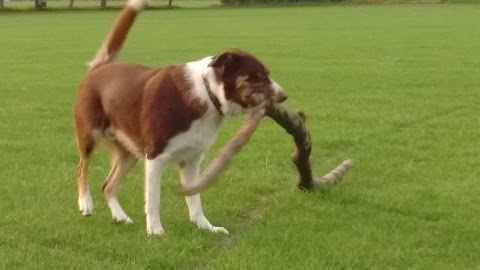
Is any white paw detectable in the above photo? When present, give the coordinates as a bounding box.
[146,217,164,236]
[192,216,229,235]
[114,215,133,224]
[210,226,229,235]
[78,192,94,216]
[146,225,165,236]
[109,199,133,224]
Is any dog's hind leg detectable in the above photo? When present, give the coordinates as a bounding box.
[74,85,106,216]
[179,154,229,235]
[102,141,137,223]
[75,133,96,216]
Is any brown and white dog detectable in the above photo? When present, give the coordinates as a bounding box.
[74,0,287,235]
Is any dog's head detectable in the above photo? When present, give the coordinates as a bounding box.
[209,49,287,115]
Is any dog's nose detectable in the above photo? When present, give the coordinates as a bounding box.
[276,91,288,103]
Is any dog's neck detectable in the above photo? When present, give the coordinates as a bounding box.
[186,57,247,117]
[186,57,246,117]
[202,74,223,116]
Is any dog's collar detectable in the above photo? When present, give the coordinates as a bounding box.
[202,75,223,116]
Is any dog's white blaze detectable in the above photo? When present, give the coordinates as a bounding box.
[78,187,94,215]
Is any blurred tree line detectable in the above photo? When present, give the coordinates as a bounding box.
[0,0,175,9]
[221,0,344,4]
[0,0,345,10]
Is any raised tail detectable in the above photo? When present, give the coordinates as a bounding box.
[89,0,147,70]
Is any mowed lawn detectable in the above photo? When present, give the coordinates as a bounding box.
[1,4,480,269]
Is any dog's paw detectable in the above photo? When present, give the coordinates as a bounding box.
[109,199,133,224]
[146,218,165,236]
[78,193,94,216]
[210,226,229,235]
[114,215,133,224]
[192,216,229,235]
[146,226,165,236]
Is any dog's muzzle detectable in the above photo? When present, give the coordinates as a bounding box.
[270,77,288,103]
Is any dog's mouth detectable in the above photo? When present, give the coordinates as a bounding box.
[273,91,288,103]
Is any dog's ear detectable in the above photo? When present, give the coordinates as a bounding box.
[209,52,240,77]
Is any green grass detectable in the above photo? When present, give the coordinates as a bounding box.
[1,4,480,269]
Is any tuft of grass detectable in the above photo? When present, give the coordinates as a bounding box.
[1,4,480,269]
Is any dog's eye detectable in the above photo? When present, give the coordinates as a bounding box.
[259,71,269,78]
[248,74,262,83]
[251,72,267,82]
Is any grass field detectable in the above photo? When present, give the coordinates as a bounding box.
[1,3,480,270]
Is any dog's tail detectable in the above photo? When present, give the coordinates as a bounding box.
[88,0,147,70]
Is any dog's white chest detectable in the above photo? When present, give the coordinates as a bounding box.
[163,114,222,162]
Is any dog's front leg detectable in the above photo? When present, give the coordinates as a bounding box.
[179,154,229,235]
[144,155,166,235]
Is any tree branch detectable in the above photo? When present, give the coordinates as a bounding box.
[266,103,351,189]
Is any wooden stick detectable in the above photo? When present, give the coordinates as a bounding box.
[314,159,352,185]
[265,103,314,189]
[265,104,352,189]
